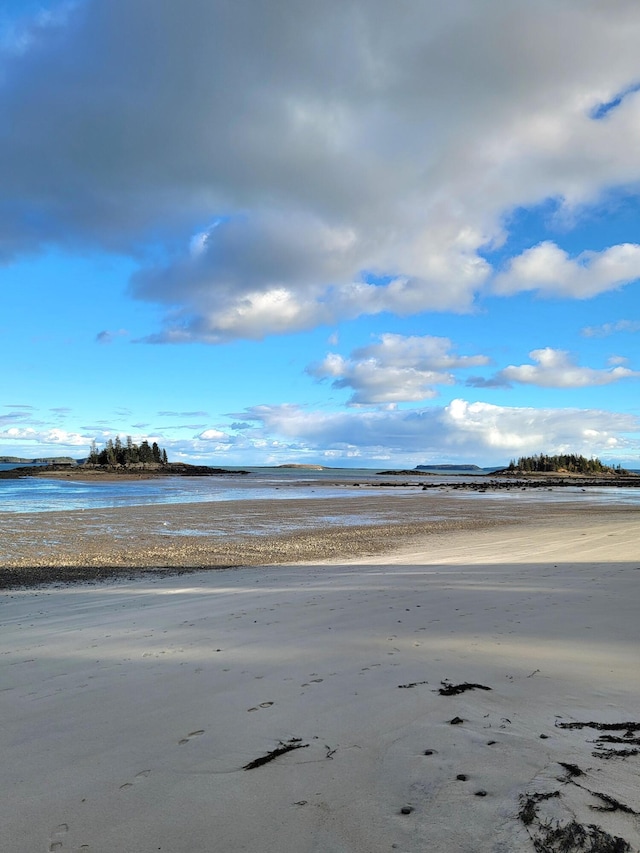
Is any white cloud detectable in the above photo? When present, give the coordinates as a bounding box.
[494,347,640,388]
[236,399,639,464]
[308,333,489,405]
[493,242,640,298]
[3,2,640,339]
[582,319,640,338]
[0,426,91,449]
[2,398,637,466]
[198,428,229,442]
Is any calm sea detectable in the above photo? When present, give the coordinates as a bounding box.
[0,464,639,514]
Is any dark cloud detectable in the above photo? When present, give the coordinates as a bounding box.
[0,411,32,425]
[465,376,511,389]
[96,329,128,344]
[3,1,640,339]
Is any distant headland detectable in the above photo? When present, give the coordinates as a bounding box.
[416,464,483,471]
[0,456,77,465]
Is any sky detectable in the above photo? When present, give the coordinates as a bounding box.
[1,0,640,468]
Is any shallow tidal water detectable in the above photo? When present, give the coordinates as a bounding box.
[1,465,639,518]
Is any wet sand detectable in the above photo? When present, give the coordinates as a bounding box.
[1,491,635,588]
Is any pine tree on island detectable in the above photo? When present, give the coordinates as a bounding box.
[506,453,625,475]
[86,436,170,468]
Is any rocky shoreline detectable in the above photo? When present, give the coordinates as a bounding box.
[0,462,249,480]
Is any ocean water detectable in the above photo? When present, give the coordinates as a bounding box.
[0,465,639,514]
[0,467,404,513]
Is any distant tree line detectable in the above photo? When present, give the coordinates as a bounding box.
[87,436,168,467]
[507,453,624,474]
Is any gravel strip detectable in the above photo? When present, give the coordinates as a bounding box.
[1,494,635,589]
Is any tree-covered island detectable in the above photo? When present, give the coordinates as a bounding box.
[86,435,168,467]
[504,454,627,475]
[0,438,249,479]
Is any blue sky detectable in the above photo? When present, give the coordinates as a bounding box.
[1,0,639,467]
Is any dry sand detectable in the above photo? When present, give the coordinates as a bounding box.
[1,498,639,852]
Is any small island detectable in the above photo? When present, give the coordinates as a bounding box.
[86,436,168,467]
[500,453,627,476]
[0,436,248,479]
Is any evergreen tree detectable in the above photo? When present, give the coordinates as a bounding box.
[513,453,616,474]
[88,439,99,464]
[86,437,170,468]
[139,440,153,463]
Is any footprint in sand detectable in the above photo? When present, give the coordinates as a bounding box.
[119,769,151,790]
[178,729,205,745]
[247,702,274,711]
[48,823,68,851]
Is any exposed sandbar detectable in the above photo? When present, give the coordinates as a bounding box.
[2,491,637,588]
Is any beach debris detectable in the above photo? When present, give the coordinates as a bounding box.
[474,790,487,797]
[438,681,491,696]
[589,793,637,815]
[449,716,464,725]
[527,819,631,853]
[242,737,309,770]
[592,748,639,760]
[518,791,561,826]
[398,680,429,689]
[519,754,635,852]
[456,774,468,781]
[555,720,640,761]
[400,806,414,815]
[555,761,638,816]
[558,762,584,778]
[596,735,640,745]
[556,721,640,732]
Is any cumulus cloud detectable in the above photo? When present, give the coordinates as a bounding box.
[493,242,640,298]
[132,214,488,342]
[308,333,490,405]
[0,426,90,448]
[492,347,640,388]
[235,399,638,463]
[582,319,640,337]
[3,2,640,340]
[198,428,230,442]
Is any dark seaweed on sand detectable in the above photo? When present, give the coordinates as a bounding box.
[243,738,308,770]
[518,791,561,826]
[438,681,492,696]
[531,820,630,853]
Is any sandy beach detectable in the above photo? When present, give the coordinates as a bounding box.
[1,498,639,852]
